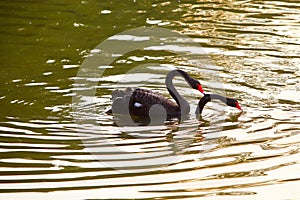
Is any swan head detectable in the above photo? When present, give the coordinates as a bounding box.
[174,70,204,94]
[187,76,204,94]
[225,97,242,110]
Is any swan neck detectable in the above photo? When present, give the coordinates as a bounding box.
[166,70,190,113]
[196,94,228,117]
[196,95,211,116]
[209,94,227,103]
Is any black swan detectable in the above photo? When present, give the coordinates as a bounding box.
[195,93,242,117]
[107,70,204,118]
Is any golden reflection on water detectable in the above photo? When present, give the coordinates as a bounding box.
[0,0,299,199]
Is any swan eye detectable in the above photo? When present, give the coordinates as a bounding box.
[134,102,142,108]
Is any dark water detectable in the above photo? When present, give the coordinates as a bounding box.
[1,0,300,199]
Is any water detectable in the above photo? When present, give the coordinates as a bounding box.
[1,0,300,199]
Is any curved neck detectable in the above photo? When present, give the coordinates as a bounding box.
[196,94,228,116]
[166,70,191,114]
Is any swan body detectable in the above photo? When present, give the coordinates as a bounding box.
[108,70,204,118]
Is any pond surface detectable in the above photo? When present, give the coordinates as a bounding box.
[1,0,300,199]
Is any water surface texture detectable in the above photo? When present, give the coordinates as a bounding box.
[1,0,300,199]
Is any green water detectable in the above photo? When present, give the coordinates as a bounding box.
[1,0,300,199]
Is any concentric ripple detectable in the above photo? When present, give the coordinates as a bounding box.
[0,0,300,199]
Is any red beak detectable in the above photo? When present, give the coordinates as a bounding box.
[235,102,242,110]
[197,84,204,94]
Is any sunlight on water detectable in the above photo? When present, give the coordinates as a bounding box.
[0,0,299,199]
